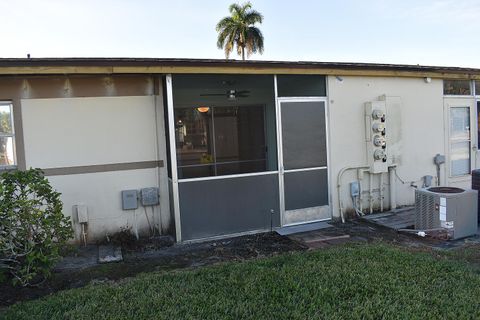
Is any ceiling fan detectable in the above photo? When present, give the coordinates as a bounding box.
[200,89,250,100]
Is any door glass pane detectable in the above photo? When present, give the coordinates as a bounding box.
[0,136,14,166]
[451,141,470,176]
[213,106,266,167]
[450,107,470,140]
[0,104,12,135]
[281,101,327,170]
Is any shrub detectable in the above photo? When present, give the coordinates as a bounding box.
[0,169,73,286]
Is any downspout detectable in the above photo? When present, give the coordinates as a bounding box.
[389,165,397,210]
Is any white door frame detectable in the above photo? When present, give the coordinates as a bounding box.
[274,94,331,227]
[443,97,476,187]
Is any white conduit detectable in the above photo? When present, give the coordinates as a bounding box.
[380,173,384,212]
[338,164,398,223]
[337,166,369,223]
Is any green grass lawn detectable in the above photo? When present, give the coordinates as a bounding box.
[2,243,480,320]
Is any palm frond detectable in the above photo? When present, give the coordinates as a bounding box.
[216,1,263,59]
[243,10,263,25]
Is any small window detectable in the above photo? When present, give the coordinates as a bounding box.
[443,80,471,95]
[475,80,480,96]
[277,75,326,97]
[0,102,15,167]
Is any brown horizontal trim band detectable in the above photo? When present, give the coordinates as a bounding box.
[0,57,479,73]
[0,66,479,80]
[0,58,478,78]
[42,160,164,176]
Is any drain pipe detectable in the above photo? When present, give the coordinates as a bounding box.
[337,165,369,223]
[380,173,384,212]
[389,165,397,210]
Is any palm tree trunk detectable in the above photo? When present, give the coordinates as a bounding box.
[241,46,245,60]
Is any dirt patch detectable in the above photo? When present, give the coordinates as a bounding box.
[0,232,304,307]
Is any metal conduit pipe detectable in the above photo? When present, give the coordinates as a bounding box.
[389,165,397,210]
[380,173,384,212]
[337,165,369,223]
[369,173,373,214]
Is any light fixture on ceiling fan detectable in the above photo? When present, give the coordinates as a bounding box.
[200,89,250,100]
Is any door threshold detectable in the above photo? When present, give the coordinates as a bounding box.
[276,220,332,236]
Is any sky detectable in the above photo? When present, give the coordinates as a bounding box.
[1,0,479,67]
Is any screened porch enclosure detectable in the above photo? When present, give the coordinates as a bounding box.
[165,74,330,241]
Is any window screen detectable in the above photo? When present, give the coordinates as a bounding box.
[175,105,268,178]
[0,102,15,167]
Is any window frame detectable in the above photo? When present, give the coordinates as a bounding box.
[443,79,473,97]
[0,101,17,169]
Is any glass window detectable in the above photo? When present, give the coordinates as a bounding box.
[0,103,15,167]
[450,107,470,176]
[476,81,480,96]
[277,75,326,97]
[444,80,471,95]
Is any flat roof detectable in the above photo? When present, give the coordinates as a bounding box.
[0,57,479,79]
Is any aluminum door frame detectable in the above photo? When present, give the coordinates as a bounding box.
[273,85,332,226]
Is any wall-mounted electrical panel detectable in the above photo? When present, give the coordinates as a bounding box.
[76,204,89,223]
[365,100,388,173]
[140,187,159,206]
[122,189,138,210]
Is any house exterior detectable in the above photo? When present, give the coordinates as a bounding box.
[0,58,479,243]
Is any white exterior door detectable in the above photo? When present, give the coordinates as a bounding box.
[444,98,476,188]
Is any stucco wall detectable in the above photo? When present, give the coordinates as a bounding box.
[21,95,170,242]
[328,76,447,218]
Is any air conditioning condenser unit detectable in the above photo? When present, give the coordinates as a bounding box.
[415,187,478,239]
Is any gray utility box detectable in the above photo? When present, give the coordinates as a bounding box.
[121,190,138,210]
[140,187,159,206]
[415,187,478,239]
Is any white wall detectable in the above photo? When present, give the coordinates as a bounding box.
[21,95,171,242]
[328,76,446,218]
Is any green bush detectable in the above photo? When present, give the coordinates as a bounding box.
[0,169,73,286]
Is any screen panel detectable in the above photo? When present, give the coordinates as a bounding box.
[281,101,327,170]
[179,174,280,240]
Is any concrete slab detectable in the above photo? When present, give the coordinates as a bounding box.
[98,245,123,263]
[55,245,98,271]
[276,221,332,236]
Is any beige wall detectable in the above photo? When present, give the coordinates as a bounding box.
[21,95,170,242]
[328,76,447,218]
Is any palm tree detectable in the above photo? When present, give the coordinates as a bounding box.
[216,2,264,60]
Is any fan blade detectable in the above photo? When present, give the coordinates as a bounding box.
[200,93,227,96]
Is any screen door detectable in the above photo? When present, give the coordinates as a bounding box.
[279,99,330,225]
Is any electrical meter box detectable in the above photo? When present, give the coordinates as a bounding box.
[121,190,138,210]
[365,100,388,173]
[76,204,89,223]
[140,187,159,206]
